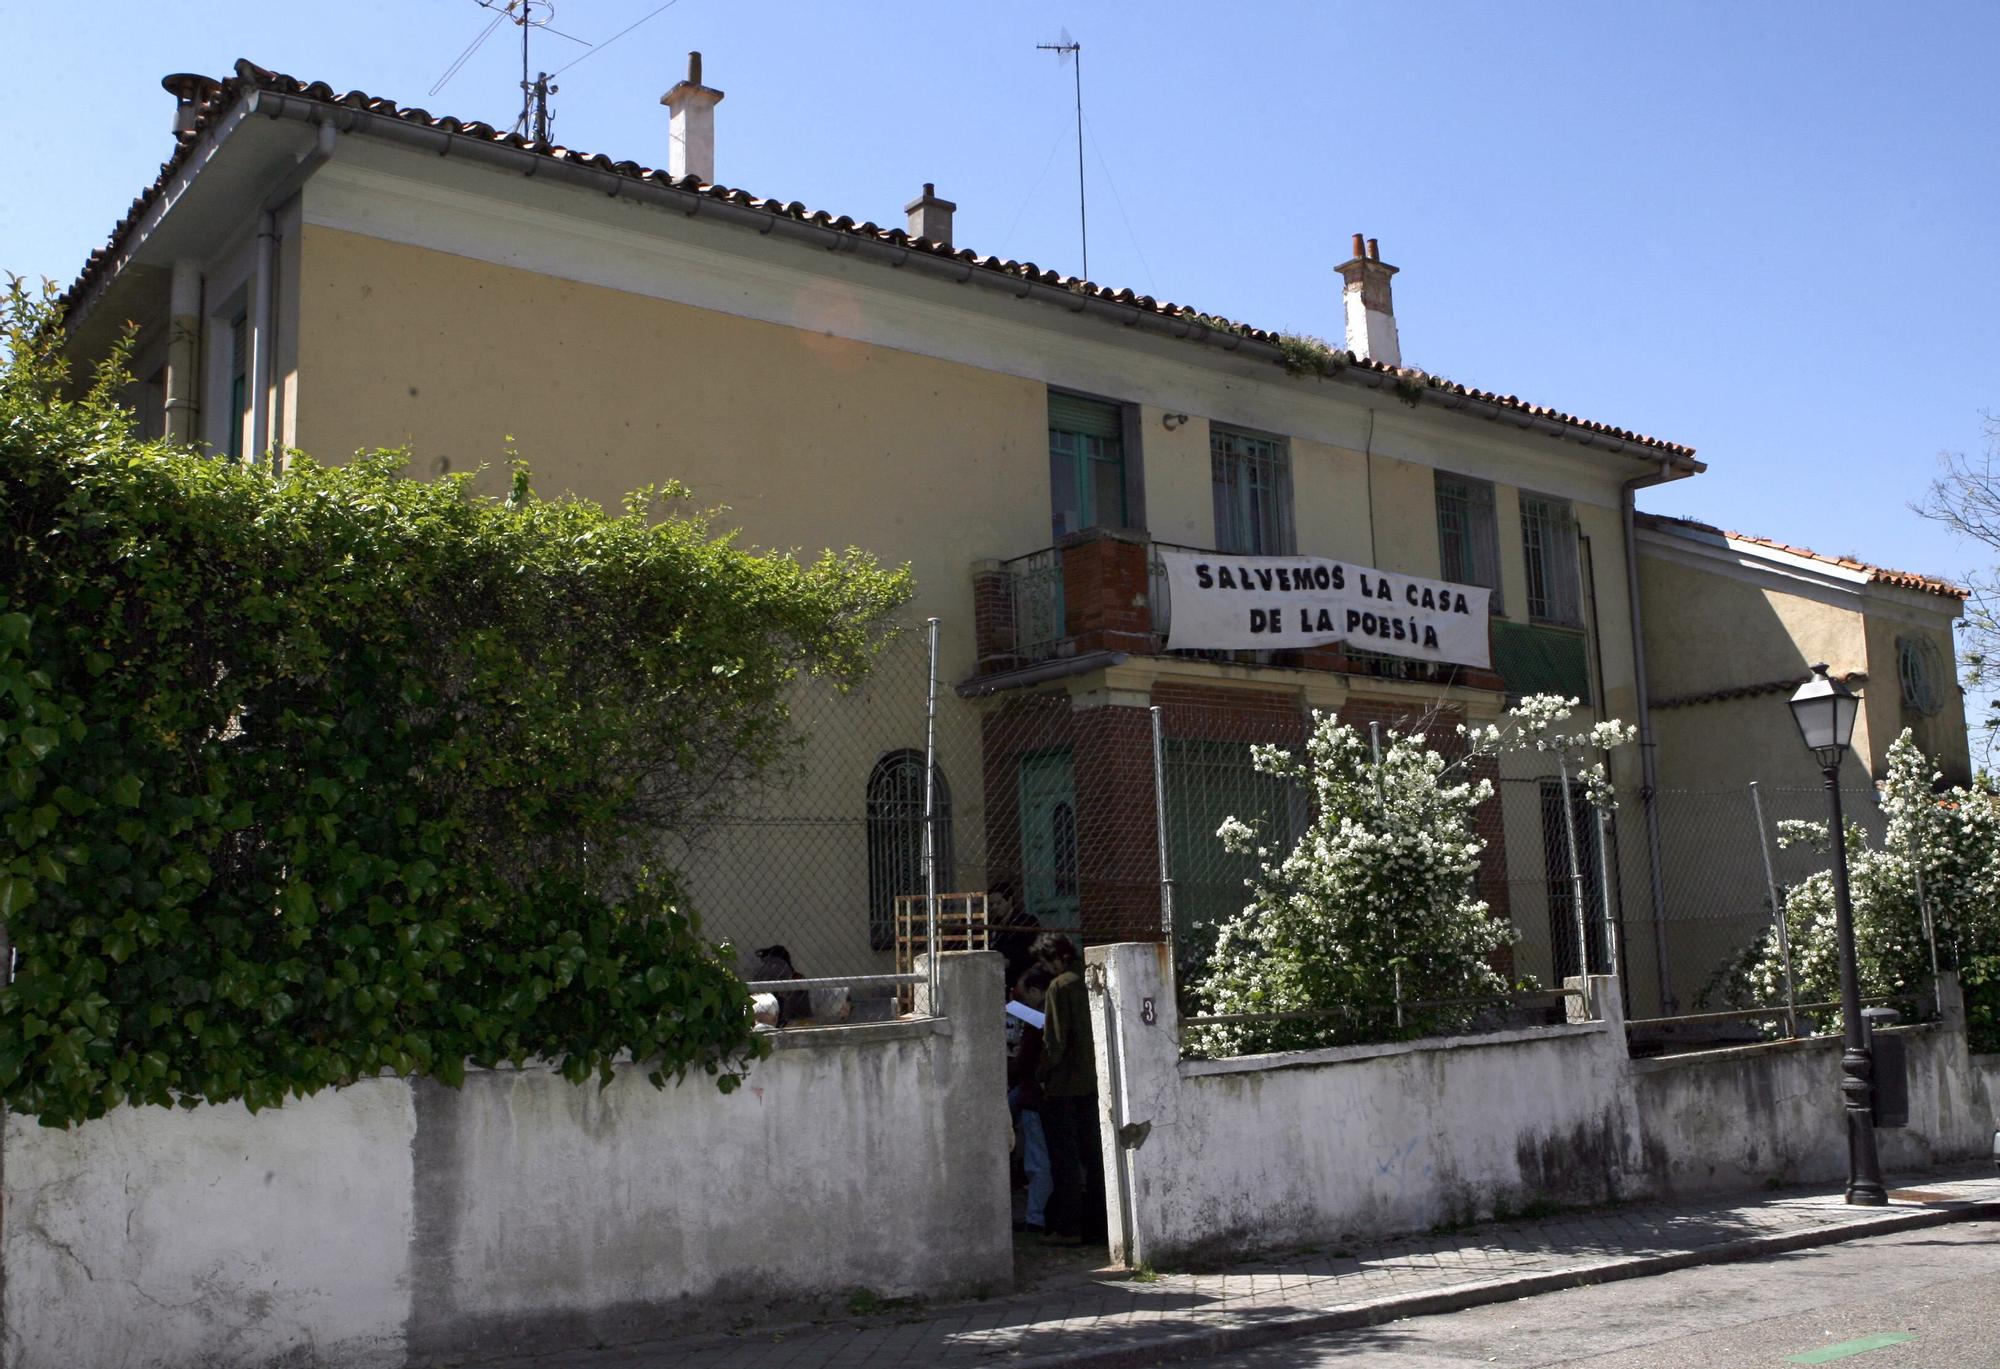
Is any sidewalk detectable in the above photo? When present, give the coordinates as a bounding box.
[473,1171,2000,1369]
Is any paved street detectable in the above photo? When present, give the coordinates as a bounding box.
[1181,1220,2000,1367]
[466,1172,2000,1369]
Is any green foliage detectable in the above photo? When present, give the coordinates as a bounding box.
[0,280,910,1126]
[1274,332,1348,379]
[1721,734,2000,1049]
[1188,697,1631,1057]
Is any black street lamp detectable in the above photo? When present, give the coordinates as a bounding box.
[1787,663,1887,1206]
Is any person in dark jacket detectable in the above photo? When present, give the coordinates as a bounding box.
[1032,933,1105,1246]
[1008,967,1054,1234]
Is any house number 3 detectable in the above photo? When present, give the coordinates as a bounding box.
[1140,997,1157,1025]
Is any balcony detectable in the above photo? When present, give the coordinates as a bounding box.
[971,526,1547,694]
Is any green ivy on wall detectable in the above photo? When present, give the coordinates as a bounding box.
[0,281,910,1128]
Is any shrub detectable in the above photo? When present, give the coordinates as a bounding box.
[0,281,909,1125]
[1187,696,1631,1056]
[1721,734,2000,1049]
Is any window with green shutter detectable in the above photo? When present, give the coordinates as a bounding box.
[1048,392,1128,540]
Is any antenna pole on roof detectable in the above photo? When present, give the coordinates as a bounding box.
[1036,34,1088,281]
[529,71,558,143]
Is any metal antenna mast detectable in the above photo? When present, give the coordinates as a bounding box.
[1036,32,1088,280]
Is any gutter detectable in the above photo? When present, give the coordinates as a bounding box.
[238,88,1702,473]
[1622,459,1688,1014]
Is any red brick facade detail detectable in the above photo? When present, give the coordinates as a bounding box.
[1060,529,1155,657]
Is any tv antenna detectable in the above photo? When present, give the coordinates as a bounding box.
[431,0,588,139]
[1036,30,1088,280]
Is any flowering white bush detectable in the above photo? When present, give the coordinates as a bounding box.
[1187,696,1634,1056]
[1720,732,2000,1047]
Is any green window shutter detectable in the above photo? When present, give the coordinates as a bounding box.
[1491,620,1591,703]
[1048,392,1123,439]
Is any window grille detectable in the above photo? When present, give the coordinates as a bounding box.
[1520,493,1582,628]
[1211,427,1294,555]
[865,751,952,952]
[1048,393,1128,539]
[1898,636,1943,717]
[1434,472,1503,612]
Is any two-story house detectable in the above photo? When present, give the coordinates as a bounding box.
[67,58,1715,1012]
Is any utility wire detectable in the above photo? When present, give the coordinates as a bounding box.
[997,115,1075,263]
[1082,113,1156,297]
[430,10,507,96]
[550,0,685,78]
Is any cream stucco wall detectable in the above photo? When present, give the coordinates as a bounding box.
[1638,535,1967,789]
[279,199,1661,983]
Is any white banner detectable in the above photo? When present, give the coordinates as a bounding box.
[1159,550,1492,669]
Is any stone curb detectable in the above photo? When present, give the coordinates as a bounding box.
[997,1199,2000,1369]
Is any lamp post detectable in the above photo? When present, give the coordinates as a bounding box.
[1787,663,1887,1206]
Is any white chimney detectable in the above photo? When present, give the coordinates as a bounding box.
[660,51,724,183]
[1337,233,1401,367]
[903,183,956,247]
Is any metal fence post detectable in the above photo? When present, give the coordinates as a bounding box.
[1597,807,1621,982]
[1749,780,1798,1038]
[923,616,941,1015]
[1911,834,1942,1012]
[1556,753,1590,982]
[1149,705,1176,1006]
[1370,722,1403,1029]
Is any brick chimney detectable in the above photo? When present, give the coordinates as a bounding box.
[660,51,724,182]
[1337,233,1401,367]
[903,183,956,247]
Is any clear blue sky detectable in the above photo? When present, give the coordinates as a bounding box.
[6,3,1996,699]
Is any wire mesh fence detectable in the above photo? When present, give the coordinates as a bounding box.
[669,612,1933,1048]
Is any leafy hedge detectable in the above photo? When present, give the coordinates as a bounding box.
[0,282,909,1126]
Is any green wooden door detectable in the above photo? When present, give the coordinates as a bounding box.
[1020,750,1079,929]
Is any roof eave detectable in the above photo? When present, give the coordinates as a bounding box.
[74,66,1704,469]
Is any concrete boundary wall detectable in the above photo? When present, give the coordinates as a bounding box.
[2,952,1011,1369]
[1088,943,1644,1268]
[1089,943,1996,1269]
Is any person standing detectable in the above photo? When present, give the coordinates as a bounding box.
[1031,933,1105,1247]
[1008,967,1054,1235]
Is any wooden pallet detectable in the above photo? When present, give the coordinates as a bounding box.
[894,892,991,1011]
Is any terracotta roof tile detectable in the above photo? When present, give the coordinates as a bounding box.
[1635,512,1967,600]
[69,60,1697,461]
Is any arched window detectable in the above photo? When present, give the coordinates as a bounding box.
[867,751,952,951]
[1898,635,1943,718]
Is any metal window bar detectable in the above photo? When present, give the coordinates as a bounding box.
[1210,428,1295,556]
[1435,472,1503,613]
[1521,493,1583,627]
[864,751,952,951]
[1003,546,1068,664]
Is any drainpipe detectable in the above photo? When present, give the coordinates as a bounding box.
[163,260,203,444]
[1622,461,1678,1013]
[249,117,337,462]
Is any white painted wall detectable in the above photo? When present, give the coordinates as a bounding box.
[3,1079,417,1369]
[1090,943,1643,1267]
[1091,943,1995,1269]
[1,952,1010,1369]
[1633,1022,1991,1195]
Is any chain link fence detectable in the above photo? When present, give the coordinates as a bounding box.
[670,613,1932,1049]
